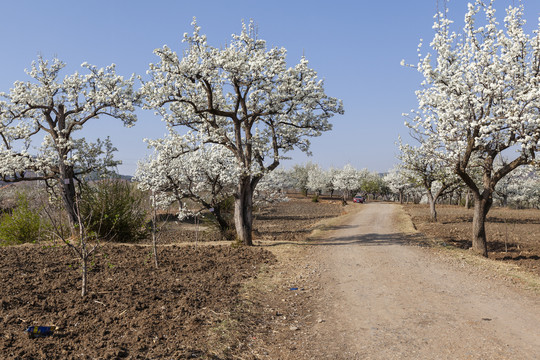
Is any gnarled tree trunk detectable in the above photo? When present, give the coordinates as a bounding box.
[471,193,492,257]
[234,177,254,246]
[426,191,437,222]
[465,190,471,209]
[212,206,233,239]
[59,162,78,226]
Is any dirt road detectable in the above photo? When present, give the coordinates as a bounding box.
[286,203,540,359]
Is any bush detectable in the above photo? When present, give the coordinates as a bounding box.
[0,192,48,245]
[201,196,236,240]
[79,180,148,242]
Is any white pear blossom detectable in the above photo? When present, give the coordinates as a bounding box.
[397,138,462,221]
[385,167,410,203]
[404,1,540,256]
[0,56,138,223]
[136,137,289,235]
[254,168,290,205]
[495,165,540,208]
[333,164,363,201]
[141,19,343,245]
[289,162,316,195]
[384,166,426,204]
[136,140,239,234]
[306,164,332,195]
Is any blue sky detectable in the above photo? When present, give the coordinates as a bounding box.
[1,0,540,175]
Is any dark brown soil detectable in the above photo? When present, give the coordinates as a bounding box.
[151,194,344,244]
[0,244,274,359]
[404,204,540,275]
[0,195,345,359]
[253,195,343,241]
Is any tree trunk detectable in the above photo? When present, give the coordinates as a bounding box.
[501,194,508,208]
[59,163,78,225]
[213,208,232,239]
[427,193,437,222]
[399,190,403,204]
[465,190,471,209]
[56,114,79,226]
[152,192,159,269]
[341,190,349,205]
[471,194,492,257]
[81,254,88,297]
[234,177,254,246]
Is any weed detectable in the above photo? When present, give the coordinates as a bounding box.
[0,192,50,246]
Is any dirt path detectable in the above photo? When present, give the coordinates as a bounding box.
[287,203,540,359]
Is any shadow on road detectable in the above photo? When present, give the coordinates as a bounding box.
[259,232,428,248]
[308,232,427,247]
[314,224,358,232]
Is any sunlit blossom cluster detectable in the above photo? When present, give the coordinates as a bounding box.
[494,165,540,208]
[406,1,540,184]
[141,18,343,181]
[397,138,461,217]
[403,0,540,254]
[0,57,137,183]
[139,18,343,242]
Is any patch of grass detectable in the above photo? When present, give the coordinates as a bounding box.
[206,315,241,358]
[0,192,49,246]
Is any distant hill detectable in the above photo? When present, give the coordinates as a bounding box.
[116,174,133,182]
[0,172,133,185]
[83,171,133,182]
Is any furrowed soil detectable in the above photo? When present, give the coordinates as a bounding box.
[0,194,343,359]
[404,204,540,276]
[0,245,274,359]
[3,197,540,359]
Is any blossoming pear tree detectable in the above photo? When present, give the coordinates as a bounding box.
[332,164,362,203]
[0,57,137,224]
[142,19,343,245]
[324,167,339,198]
[360,171,388,199]
[398,139,461,221]
[405,1,540,256]
[384,167,410,204]
[290,162,317,196]
[136,131,290,237]
[306,163,331,196]
[494,165,539,208]
[136,137,240,235]
[509,169,540,208]
[253,168,290,206]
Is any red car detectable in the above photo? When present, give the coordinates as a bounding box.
[353,195,365,203]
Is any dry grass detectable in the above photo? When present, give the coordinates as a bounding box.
[403,203,540,293]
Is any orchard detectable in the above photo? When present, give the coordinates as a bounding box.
[1,1,540,358]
